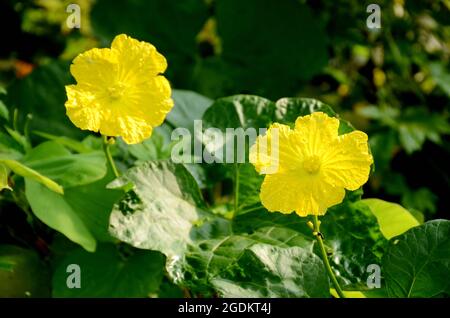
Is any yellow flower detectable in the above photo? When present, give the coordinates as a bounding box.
[65,34,174,144]
[250,112,373,217]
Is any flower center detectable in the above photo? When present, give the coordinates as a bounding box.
[303,155,321,174]
[107,83,126,100]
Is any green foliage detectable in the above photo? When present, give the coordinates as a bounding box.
[18,141,123,251]
[168,89,213,132]
[108,161,209,257]
[363,198,420,239]
[0,0,448,299]
[212,244,329,298]
[383,220,450,298]
[6,61,84,139]
[53,244,165,297]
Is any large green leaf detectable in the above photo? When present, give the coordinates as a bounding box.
[211,244,329,298]
[25,180,96,252]
[1,159,63,194]
[52,244,165,297]
[362,198,420,240]
[22,141,107,188]
[5,61,84,139]
[319,200,387,286]
[201,95,274,213]
[108,161,208,257]
[274,98,354,134]
[25,171,123,252]
[63,174,125,243]
[168,89,213,132]
[202,95,275,131]
[177,225,314,295]
[126,128,173,163]
[383,220,450,298]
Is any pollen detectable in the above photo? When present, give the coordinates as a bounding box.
[303,155,321,174]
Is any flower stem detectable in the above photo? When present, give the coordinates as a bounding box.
[103,136,120,178]
[233,162,240,217]
[312,215,346,298]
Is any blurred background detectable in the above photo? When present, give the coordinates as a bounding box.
[0,0,449,296]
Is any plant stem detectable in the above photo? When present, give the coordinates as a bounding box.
[103,136,120,178]
[312,215,346,299]
[233,162,240,217]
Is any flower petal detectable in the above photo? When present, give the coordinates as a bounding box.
[129,76,174,127]
[99,113,153,145]
[294,112,339,156]
[250,123,308,174]
[65,85,103,132]
[70,48,118,88]
[321,130,373,191]
[260,173,345,216]
[111,34,168,80]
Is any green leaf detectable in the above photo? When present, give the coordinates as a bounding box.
[330,288,388,298]
[398,124,426,154]
[64,174,125,243]
[211,244,329,298]
[0,163,11,191]
[168,89,213,132]
[5,61,85,139]
[108,160,208,257]
[0,131,25,160]
[25,170,123,251]
[234,163,264,213]
[178,226,313,294]
[127,128,173,163]
[397,108,450,154]
[330,289,365,298]
[25,180,96,252]
[368,130,397,172]
[401,188,437,216]
[383,220,450,298]
[274,98,354,134]
[22,141,107,188]
[201,95,275,213]
[33,131,92,153]
[319,200,387,286]
[430,62,450,97]
[0,100,9,121]
[362,198,420,240]
[202,95,275,131]
[1,159,63,194]
[52,244,165,297]
[4,126,30,152]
